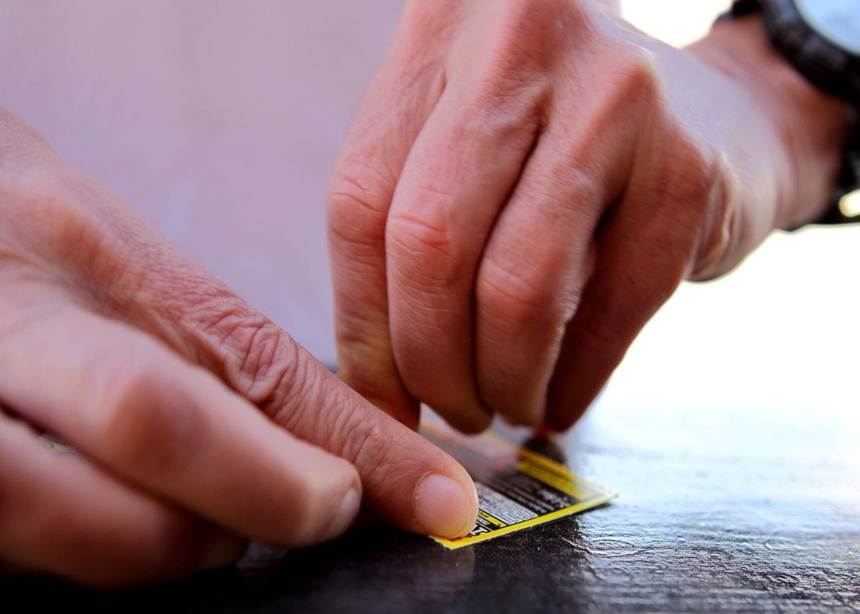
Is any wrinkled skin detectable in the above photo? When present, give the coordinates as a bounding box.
[0,111,477,588]
[328,0,850,433]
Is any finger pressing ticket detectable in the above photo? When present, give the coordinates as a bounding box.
[421,417,615,549]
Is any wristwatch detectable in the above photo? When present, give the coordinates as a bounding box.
[724,0,860,224]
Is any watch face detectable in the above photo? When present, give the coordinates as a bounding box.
[794,0,860,55]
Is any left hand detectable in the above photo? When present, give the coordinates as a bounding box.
[0,108,478,587]
[327,0,850,432]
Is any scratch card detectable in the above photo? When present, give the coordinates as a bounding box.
[421,418,615,549]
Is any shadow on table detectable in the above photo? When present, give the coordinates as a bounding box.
[1,518,596,614]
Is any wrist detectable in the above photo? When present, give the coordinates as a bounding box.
[689,15,854,229]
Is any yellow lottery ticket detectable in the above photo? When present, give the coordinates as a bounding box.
[421,418,615,549]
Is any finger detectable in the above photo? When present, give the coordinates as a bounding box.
[0,302,363,548]
[326,1,455,427]
[0,409,245,588]
[184,301,479,539]
[384,56,546,432]
[139,293,478,539]
[473,89,641,426]
[27,175,480,539]
[544,138,718,431]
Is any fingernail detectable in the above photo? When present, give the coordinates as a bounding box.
[322,484,361,541]
[414,474,477,538]
[199,533,248,571]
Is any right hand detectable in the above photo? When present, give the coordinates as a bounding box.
[0,109,477,588]
[327,0,851,433]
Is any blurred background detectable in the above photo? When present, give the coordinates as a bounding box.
[0,0,855,426]
[606,0,860,423]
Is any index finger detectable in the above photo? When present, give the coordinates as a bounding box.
[71,240,481,540]
[157,291,480,539]
[35,157,482,540]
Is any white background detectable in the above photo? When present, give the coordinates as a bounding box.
[605,1,860,424]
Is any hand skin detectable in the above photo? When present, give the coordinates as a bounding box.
[328,0,852,433]
[0,109,478,588]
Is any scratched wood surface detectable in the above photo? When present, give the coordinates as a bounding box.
[4,393,858,613]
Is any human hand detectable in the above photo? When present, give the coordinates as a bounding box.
[0,110,477,587]
[328,0,850,432]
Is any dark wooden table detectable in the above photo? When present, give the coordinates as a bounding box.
[3,229,859,612]
[5,395,858,612]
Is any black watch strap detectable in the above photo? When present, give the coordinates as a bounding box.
[723,0,860,225]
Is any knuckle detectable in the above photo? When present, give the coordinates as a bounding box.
[187,293,354,448]
[90,351,200,477]
[388,192,457,260]
[340,416,388,479]
[0,160,73,211]
[579,42,665,128]
[281,370,389,485]
[327,406,390,488]
[191,301,308,418]
[0,161,156,293]
[0,164,95,253]
[647,136,728,272]
[479,253,568,334]
[401,0,458,33]
[327,155,396,249]
[491,0,591,69]
[387,193,466,290]
[462,60,548,134]
[616,46,662,106]
[264,347,323,430]
[462,79,546,142]
[665,139,723,207]
[451,3,590,131]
